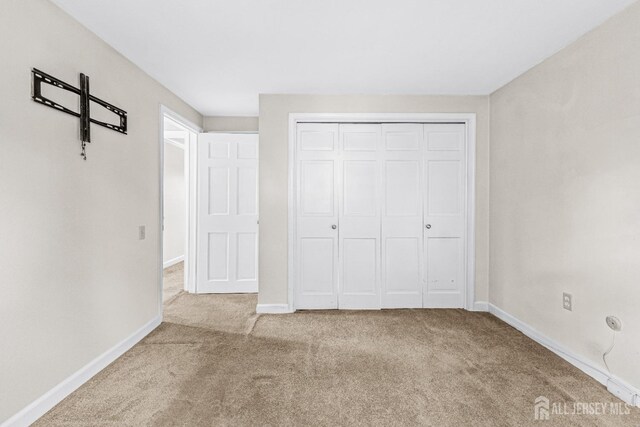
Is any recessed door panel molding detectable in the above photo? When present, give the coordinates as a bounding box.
[427,130,463,151]
[384,160,420,217]
[385,130,421,151]
[197,133,259,293]
[209,141,230,159]
[426,238,463,292]
[342,238,377,294]
[343,160,378,217]
[384,237,420,291]
[207,232,229,281]
[237,139,258,159]
[291,117,472,311]
[301,161,335,216]
[300,238,335,294]
[342,130,378,151]
[236,232,258,281]
[208,167,230,215]
[427,160,462,216]
[237,167,258,215]
[298,124,337,151]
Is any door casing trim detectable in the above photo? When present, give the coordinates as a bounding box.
[158,105,202,316]
[287,113,476,312]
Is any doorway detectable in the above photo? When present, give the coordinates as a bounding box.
[160,106,200,305]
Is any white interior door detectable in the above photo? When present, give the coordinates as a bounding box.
[196,133,258,293]
[338,124,381,309]
[295,124,339,309]
[381,124,424,308]
[423,124,466,307]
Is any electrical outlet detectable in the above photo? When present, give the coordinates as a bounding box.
[138,225,146,240]
[563,292,572,311]
[606,315,622,331]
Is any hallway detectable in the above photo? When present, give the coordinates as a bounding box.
[163,262,185,303]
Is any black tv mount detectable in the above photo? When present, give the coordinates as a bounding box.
[31,68,127,160]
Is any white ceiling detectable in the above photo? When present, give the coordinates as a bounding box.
[52,0,636,116]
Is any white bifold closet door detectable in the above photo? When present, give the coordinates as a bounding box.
[422,124,466,308]
[381,124,424,308]
[196,133,258,293]
[338,125,382,309]
[295,124,339,308]
[295,122,466,309]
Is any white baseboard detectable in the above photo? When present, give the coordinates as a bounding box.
[163,255,184,269]
[472,301,488,312]
[256,304,294,314]
[2,315,162,427]
[488,303,639,407]
[258,303,490,313]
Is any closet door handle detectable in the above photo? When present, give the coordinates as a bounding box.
[331,224,337,230]
[425,224,431,229]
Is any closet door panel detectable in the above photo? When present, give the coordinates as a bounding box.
[295,124,339,309]
[338,124,381,309]
[423,124,466,308]
[342,238,377,295]
[381,124,424,308]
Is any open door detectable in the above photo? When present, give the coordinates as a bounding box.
[196,133,259,293]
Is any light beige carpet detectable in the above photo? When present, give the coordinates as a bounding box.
[163,262,184,303]
[36,293,639,426]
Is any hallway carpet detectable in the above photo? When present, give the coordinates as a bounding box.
[162,262,184,302]
[37,294,639,426]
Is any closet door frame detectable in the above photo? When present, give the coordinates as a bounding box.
[288,113,476,312]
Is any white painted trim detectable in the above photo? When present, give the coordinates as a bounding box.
[256,304,294,314]
[488,303,639,406]
[287,117,296,313]
[465,115,477,310]
[185,130,198,294]
[287,113,477,312]
[472,301,488,312]
[205,131,259,135]
[160,105,202,134]
[163,255,184,269]
[164,137,186,150]
[1,315,161,427]
[164,130,189,141]
[158,106,166,317]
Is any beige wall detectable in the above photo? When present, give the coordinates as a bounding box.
[163,143,186,264]
[204,116,258,132]
[0,0,202,422]
[258,94,490,306]
[490,2,640,389]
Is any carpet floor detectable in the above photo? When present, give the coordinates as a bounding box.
[36,292,639,426]
[162,262,184,303]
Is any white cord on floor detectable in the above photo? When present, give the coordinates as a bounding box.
[602,332,616,373]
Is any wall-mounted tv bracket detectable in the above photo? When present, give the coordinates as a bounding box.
[31,68,127,160]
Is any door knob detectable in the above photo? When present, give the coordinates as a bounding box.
[332,224,337,229]
[425,224,431,229]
